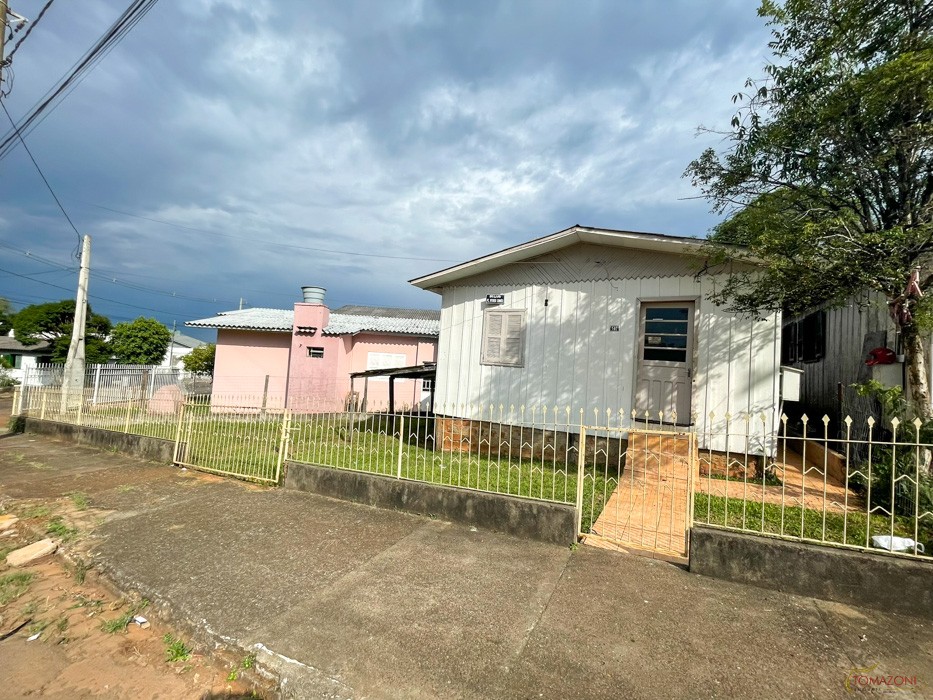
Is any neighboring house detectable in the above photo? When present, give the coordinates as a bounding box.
[186,287,439,411]
[410,225,785,450]
[162,331,206,369]
[780,292,916,429]
[0,335,52,383]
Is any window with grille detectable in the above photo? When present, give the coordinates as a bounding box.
[481,309,525,367]
[308,346,324,358]
[781,310,825,364]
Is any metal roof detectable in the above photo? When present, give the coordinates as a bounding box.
[186,307,439,337]
[170,331,206,348]
[409,224,751,291]
[350,362,437,380]
[186,308,294,332]
[332,305,440,321]
[0,337,51,353]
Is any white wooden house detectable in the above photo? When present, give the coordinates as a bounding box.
[410,225,783,447]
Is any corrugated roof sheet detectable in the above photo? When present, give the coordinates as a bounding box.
[0,337,51,352]
[332,305,440,321]
[171,331,206,348]
[323,314,438,336]
[186,308,294,332]
[186,307,439,337]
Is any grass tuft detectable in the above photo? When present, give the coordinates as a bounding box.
[67,492,89,511]
[163,633,192,662]
[0,571,35,605]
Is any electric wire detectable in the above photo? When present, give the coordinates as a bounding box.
[0,98,82,253]
[0,264,191,316]
[0,0,160,162]
[3,0,55,65]
[89,204,462,263]
[0,241,237,305]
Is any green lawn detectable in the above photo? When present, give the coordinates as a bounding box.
[289,414,616,531]
[694,492,933,554]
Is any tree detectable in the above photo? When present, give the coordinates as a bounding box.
[110,317,172,365]
[686,0,933,419]
[0,298,14,336]
[12,300,111,364]
[182,343,215,375]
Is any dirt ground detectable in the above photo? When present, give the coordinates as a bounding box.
[0,492,273,698]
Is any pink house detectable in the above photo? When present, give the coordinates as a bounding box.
[186,287,439,412]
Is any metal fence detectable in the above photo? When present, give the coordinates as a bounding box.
[694,412,933,560]
[11,383,933,561]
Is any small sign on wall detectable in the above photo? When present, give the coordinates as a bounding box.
[485,294,505,304]
[609,325,620,332]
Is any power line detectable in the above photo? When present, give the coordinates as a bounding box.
[0,0,160,162]
[3,0,55,65]
[0,264,193,316]
[89,204,463,263]
[0,98,82,252]
[0,241,238,305]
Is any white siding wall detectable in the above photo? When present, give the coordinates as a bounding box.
[434,265,781,450]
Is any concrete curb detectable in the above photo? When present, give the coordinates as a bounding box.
[17,417,177,464]
[690,525,933,619]
[284,460,577,546]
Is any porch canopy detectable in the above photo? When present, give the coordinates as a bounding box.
[349,362,436,413]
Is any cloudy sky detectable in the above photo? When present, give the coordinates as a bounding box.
[0,0,772,340]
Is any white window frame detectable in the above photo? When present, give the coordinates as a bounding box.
[481,308,525,367]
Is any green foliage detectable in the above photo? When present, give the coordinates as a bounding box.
[852,380,933,517]
[0,572,35,605]
[12,299,111,364]
[101,599,149,634]
[182,343,215,375]
[0,368,18,389]
[163,633,192,662]
[67,491,89,511]
[101,610,136,634]
[687,0,933,413]
[46,517,78,542]
[110,317,172,365]
[0,297,13,336]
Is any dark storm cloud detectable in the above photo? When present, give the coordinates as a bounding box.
[0,0,770,331]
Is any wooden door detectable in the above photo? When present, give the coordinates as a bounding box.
[634,301,694,422]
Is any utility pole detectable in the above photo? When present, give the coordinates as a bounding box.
[168,319,176,367]
[62,235,91,408]
[0,1,9,85]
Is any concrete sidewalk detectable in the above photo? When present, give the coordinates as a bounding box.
[1,433,931,699]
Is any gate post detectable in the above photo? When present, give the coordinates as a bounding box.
[275,409,292,484]
[172,399,186,464]
[397,413,406,479]
[575,425,586,537]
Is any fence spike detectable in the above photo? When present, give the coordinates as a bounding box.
[914,417,923,430]
[867,415,875,428]
[822,414,830,426]
[800,413,809,425]
[891,416,900,431]
[844,415,853,427]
